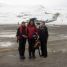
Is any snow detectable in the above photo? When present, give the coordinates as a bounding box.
[0,32,16,38]
[0,42,14,48]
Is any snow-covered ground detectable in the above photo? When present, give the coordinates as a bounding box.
[0,42,14,48]
[0,32,16,38]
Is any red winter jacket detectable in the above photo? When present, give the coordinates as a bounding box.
[27,25,38,39]
[16,25,27,40]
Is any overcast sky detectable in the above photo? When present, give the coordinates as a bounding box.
[0,0,67,24]
[0,0,67,9]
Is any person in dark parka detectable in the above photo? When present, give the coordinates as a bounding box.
[38,21,49,58]
[16,22,27,60]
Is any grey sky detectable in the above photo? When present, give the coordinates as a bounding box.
[0,0,67,24]
[0,0,67,9]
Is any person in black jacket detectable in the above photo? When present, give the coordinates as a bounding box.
[38,21,49,58]
[16,22,27,60]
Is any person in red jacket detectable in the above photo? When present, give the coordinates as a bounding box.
[27,19,38,59]
[16,22,27,60]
